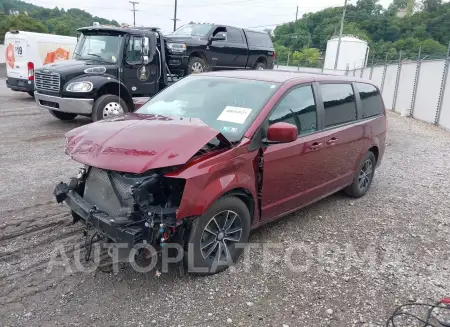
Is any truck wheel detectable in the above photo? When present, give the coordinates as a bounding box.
[92,94,128,122]
[254,62,266,70]
[48,110,77,121]
[187,57,207,74]
[27,91,35,97]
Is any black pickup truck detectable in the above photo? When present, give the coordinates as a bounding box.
[165,23,275,76]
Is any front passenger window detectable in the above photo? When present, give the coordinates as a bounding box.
[125,36,142,62]
[268,86,317,136]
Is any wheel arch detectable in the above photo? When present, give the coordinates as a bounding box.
[95,82,134,112]
[254,56,267,68]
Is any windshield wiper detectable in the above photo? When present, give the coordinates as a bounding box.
[83,53,112,64]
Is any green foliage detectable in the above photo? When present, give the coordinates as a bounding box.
[0,0,119,42]
[273,0,450,62]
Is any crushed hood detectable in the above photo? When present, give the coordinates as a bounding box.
[65,113,231,174]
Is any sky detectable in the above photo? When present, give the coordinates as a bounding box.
[29,0,394,35]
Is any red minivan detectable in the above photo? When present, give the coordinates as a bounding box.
[54,70,387,274]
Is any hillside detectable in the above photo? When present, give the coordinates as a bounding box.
[0,0,119,42]
[272,0,450,66]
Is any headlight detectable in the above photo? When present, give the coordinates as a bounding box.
[66,81,93,92]
[84,66,106,74]
[167,43,187,53]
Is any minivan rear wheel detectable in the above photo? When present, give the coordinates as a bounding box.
[184,196,250,275]
[344,151,376,198]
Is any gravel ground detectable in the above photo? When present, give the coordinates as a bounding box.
[0,81,449,327]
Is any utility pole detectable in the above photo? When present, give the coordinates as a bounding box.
[129,1,139,27]
[295,5,298,21]
[334,0,348,70]
[171,0,180,32]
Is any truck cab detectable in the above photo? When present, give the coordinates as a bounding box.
[34,25,168,121]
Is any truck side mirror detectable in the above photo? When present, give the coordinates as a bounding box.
[142,37,150,65]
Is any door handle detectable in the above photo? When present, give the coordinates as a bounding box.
[308,142,323,150]
[326,137,338,145]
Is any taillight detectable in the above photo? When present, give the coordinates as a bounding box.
[27,62,34,80]
[27,62,34,81]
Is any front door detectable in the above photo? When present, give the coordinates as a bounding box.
[122,34,158,97]
[206,27,230,68]
[261,84,330,221]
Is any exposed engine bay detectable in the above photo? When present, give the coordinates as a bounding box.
[54,164,189,263]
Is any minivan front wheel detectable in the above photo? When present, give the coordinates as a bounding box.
[184,196,250,275]
[345,151,376,198]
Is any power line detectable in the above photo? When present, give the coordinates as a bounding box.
[129,1,139,27]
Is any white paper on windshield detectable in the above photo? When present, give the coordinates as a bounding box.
[217,106,252,124]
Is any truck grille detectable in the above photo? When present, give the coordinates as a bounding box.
[83,168,134,218]
[35,71,61,92]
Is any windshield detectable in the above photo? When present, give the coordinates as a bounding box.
[169,24,213,37]
[74,33,123,63]
[136,76,280,142]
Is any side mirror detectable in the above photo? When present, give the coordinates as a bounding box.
[210,33,226,42]
[142,37,150,64]
[266,122,297,143]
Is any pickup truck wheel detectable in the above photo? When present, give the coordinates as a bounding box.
[254,62,266,70]
[184,196,250,275]
[187,57,207,74]
[92,94,128,121]
[48,110,77,121]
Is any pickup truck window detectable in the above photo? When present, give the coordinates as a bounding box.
[245,31,273,48]
[136,76,280,142]
[227,27,244,44]
[170,23,213,37]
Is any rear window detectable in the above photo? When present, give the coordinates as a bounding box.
[320,83,357,128]
[245,31,273,48]
[355,83,384,118]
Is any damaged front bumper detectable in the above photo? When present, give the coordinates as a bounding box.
[54,182,144,246]
[53,166,186,252]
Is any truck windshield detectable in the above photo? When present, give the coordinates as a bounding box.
[74,33,123,63]
[170,24,213,37]
[136,75,280,142]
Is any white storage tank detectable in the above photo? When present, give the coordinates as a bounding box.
[323,35,369,71]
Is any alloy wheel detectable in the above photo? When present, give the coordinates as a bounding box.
[358,159,373,191]
[103,102,124,118]
[191,62,204,73]
[200,210,243,263]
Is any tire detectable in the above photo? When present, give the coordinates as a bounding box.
[344,151,377,198]
[48,110,77,121]
[187,56,207,75]
[27,91,34,97]
[254,61,266,70]
[92,94,128,122]
[184,196,251,275]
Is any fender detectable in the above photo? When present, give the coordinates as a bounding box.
[166,147,260,223]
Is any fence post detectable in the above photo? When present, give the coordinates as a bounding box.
[353,62,356,76]
[369,57,374,80]
[380,54,388,93]
[392,50,402,111]
[345,64,349,76]
[435,42,450,125]
[410,47,422,118]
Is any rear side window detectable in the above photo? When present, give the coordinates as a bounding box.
[356,83,384,118]
[268,85,317,136]
[245,31,273,48]
[320,83,357,128]
[227,27,244,44]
